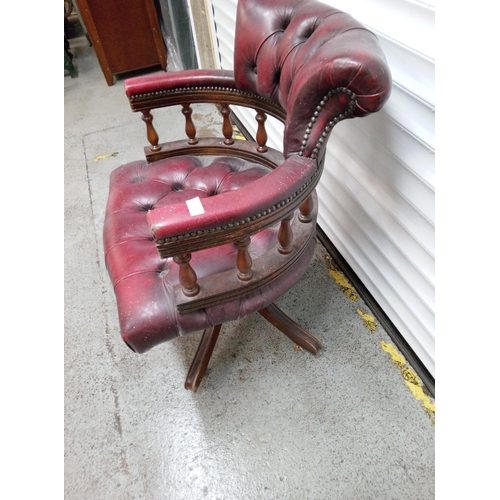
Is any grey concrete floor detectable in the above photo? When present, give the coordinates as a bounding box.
[64,36,435,499]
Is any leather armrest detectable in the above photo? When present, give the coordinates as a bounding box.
[123,69,286,122]
[147,155,318,257]
[124,69,237,98]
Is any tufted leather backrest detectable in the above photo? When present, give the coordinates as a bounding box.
[234,0,392,158]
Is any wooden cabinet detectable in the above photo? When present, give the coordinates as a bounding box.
[76,0,167,86]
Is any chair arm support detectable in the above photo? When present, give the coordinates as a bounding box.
[147,155,319,258]
[124,69,287,121]
[124,70,240,114]
[125,69,237,98]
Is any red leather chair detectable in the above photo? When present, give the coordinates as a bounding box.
[103,0,392,390]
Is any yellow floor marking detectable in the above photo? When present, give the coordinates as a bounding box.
[325,255,359,302]
[356,309,378,331]
[381,341,435,423]
[232,125,246,141]
[94,152,119,162]
[324,252,434,423]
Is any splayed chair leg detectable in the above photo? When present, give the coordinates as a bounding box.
[185,324,222,391]
[258,303,322,354]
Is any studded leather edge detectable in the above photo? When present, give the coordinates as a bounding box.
[298,87,357,160]
[129,86,285,112]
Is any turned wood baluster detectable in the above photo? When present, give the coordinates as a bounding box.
[234,237,253,281]
[299,196,314,223]
[278,215,294,254]
[220,103,234,145]
[182,104,198,145]
[173,253,200,297]
[255,109,268,153]
[141,110,161,152]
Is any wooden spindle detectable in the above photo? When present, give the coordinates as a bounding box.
[278,215,294,254]
[141,110,161,152]
[220,103,234,145]
[181,104,198,145]
[173,253,200,297]
[299,196,314,223]
[234,237,253,281]
[255,110,268,153]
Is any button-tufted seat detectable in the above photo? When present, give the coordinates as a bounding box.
[104,156,298,353]
[103,0,391,390]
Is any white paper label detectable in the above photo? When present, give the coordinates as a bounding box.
[185,196,205,216]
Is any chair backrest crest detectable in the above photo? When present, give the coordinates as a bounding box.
[234,0,392,158]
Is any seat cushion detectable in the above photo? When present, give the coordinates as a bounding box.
[103,155,315,353]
